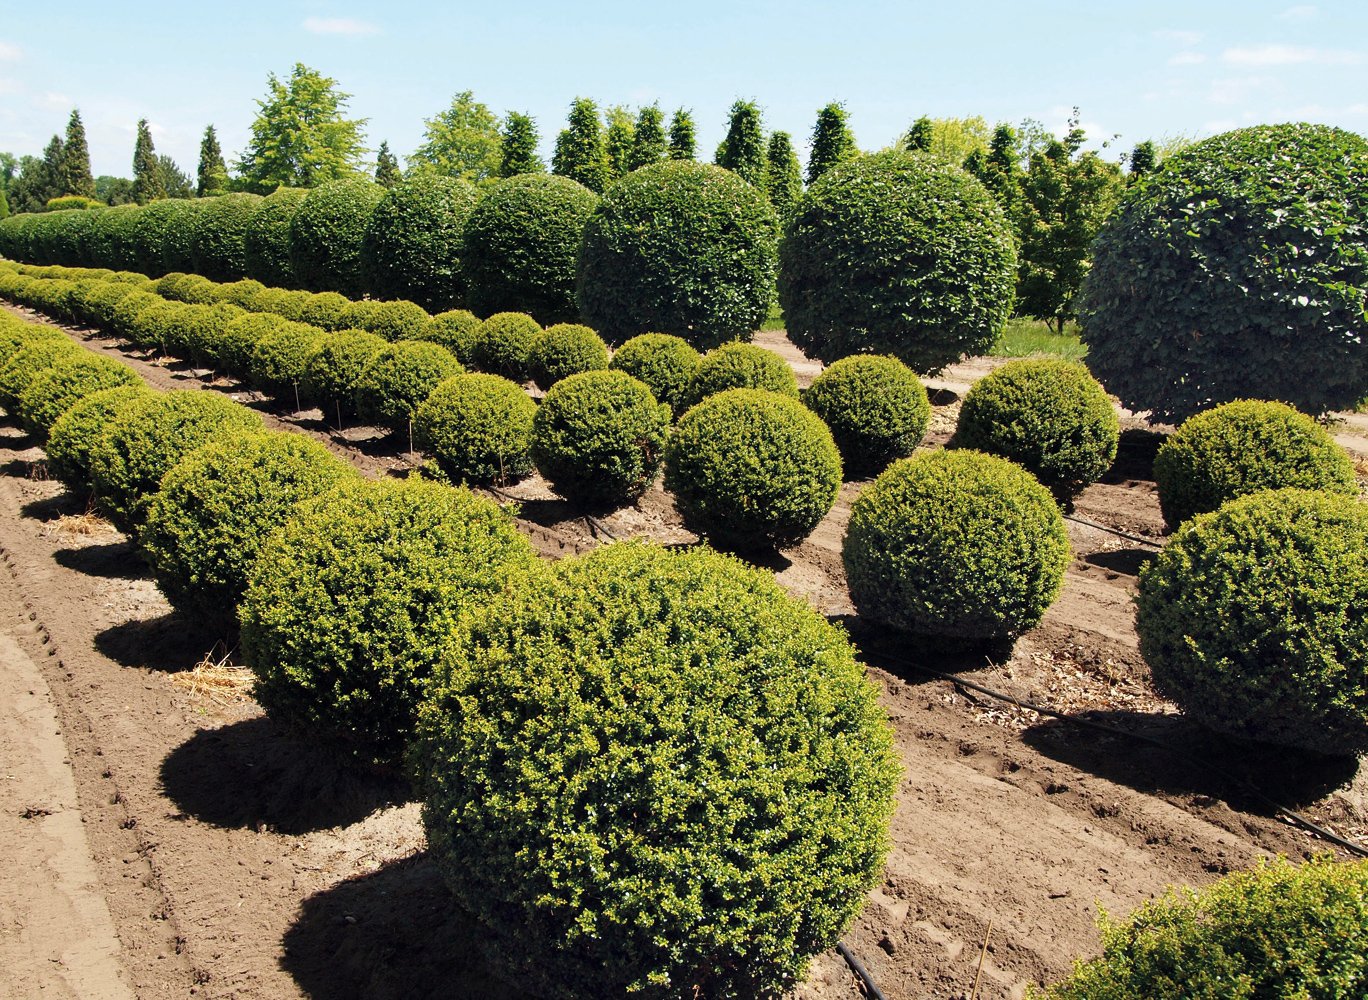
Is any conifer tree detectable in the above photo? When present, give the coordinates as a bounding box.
[197,124,228,196]
[551,97,607,193]
[627,104,667,172]
[132,119,164,204]
[375,141,401,187]
[668,108,696,160]
[603,105,636,182]
[714,99,766,187]
[764,131,802,220]
[903,116,933,153]
[498,112,544,177]
[60,109,96,198]
[40,135,65,205]
[964,123,1023,220]
[1128,140,1157,182]
[806,102,857,185]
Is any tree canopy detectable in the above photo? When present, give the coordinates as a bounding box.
[408,91,502,184]
[237,63,368,191]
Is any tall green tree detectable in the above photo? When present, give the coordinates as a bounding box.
[237,63,368,191]
[157,155,193,199]
[96,175,135,205]
[964,123,1023,222]
[41,135,66,202]
[627,104,666,172]
[765,131,802,220]
[8,153,53,213]
[498,112,544,177]
[903,116,933,153]
[409,91,502,183]
[132,120,165,204]
[667,108,696,160]
[603,105,636,182]
[374,140,401,187]
[197,124,228,196]
[59,109,96,198]
[552,97,607,193]
[714,99,766,187]
[1128,140,1157,183]
[806,102,857,185]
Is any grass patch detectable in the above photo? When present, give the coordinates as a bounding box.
[991,318,1088,362]
[760,299,785,332]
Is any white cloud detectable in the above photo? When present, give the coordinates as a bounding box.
[0,41,20,61]
[1279,5,1318,21]
[1155,29,1203,46]
[38,91,70,111]
[303,16,380,36]
[1222,44,1361,66]
[0,77,20,96]
[1349,102,1368,115]
[1208,76,1270,105]
[1168,51,1207,66]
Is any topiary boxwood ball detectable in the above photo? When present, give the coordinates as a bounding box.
[356,340,465,429]
[686,341,798,407]
[468,311,542,381]
[244,186,308,287]
[288,178,386,297]
[190,192,265,282]
[802,355,930,477]
[361,173,479,311]
[291,291,351,331]
[608,332,701,415]
[1152,399,1357,530]
[415,309,480,364]
[240,477,540,766]
[531,369,670,508]
[301,329,390,425]
[248,321,326,400]
[0,338,84,414]
[527,323,610,391]
[131,199,203,276]
[462,173,598,325]
[45,385,154,492]
[17,354,139,440]
[576,161,779,350]
[336,298,434,342]
[1036,856,1368,1000]
[951,359,1119,501]
[412,541,900,1000]
[142,431,357,630]
[778,150,1017,374]
[84,204,142,272]
[1136,488,1368,756]
[414,373,536,485]
[844,449,1069,642]
[1080,124,1368,423]
[666,388,842,550]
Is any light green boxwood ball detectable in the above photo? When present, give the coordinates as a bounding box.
[802,354,930,477]
[248,321,327,398]
[414,373,536,485]
[412,540,900,1000]
[44,385,155,492]
[17,354,139,441]
[356,340,465,429]
[0,338,84,413]
[844,449,1069,640]
[608,332,701,415]
[336,298,434,342]
[415,309,481,365]
[301,328,390,423]
[469,311,542,381]
[527,323,610,391]
[686,341,798,407]
[665,388,842,551]
[239,477,540,766]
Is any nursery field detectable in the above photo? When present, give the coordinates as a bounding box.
[2,297,1367,1000]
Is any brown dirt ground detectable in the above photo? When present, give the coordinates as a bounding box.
[2,301,1367,1000]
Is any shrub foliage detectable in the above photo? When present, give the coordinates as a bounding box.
[802,355,930,476]
[608,332,701,414]
[288,178,386,297]
[361,174,479,311]
[414,373,536,485]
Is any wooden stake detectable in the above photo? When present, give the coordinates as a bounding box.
[970,919,993,1000]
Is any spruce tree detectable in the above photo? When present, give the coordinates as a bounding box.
[903,116,933,153]
[197,124,228,196]
[764,131,802,220]
[551,97,607,193]
[375,140,401,187]
[668,108,696,160]
[714,99,766,187]
[132,119,164,204]
[603,105,636,181]
[60,109,96,198]
[627,104,667,172]
[806,102,857,186]
[498,112,544,177]
[40,135,65,206]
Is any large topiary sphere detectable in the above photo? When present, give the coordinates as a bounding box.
[1080,124,1368,423]
[608,333,702,415]
[90,390,265,531]
[45,385,154,492]
[361,173,479,311]
[1152,399,1357,529]
[468,311,542,381]
[189,193,264,282]
[288,178,386,297]
[531,369,670,508]
[576,161,779,349]
[131,199,202,275]
[356,340,465,429]
[527,323,610,390]
[413,541,900,1000]
[84,204,143,271]
[1036,856,1368,1000]
[666,389,842,550]
[802,355,930,477]
[141,431,356,629]
[462,173,598,324]
[413,373,536,485]
[951,359,1119,501]
[244,186,308,287]
[686,341,798,407]
[239,477,539,766]
[17,354,139,440]
[778,150,1017,374]
[1136,488,1368,755]
[301,328,390,424]
[844,450,1069,641]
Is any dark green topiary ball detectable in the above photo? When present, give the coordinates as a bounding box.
[240,477,540,766]
[248,321,326,399]
[576,161,779,349]
[190,193,265,282]
[527,323,610,391]
[665,388,842,550]
[356,340,464,429]
[361,173,479,311]
[131,199,204,276]
[1136,488,1368,756]
[531,369,670,508]
[686,341,798,407]
[17,353,139,441]
[414,373,536,485]
[244,187,308,287]
[469,311,542,381]
[951,359,1118,501]
[802,355,929,477]
[413,541,900,1000]
[84,204,143,272]
[778,150,1017,374]
[45,385,155,492]
[302,329,390,424]
[288,178,387,297]
[844,450,1069,641]
[608,333,701,415]
[1152,399,1356,529]
[1080,124,1368,423]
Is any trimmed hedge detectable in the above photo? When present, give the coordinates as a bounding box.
[413,541,899,1000]
[302,329,390,424]
[190,193,264,282]
[469,311,542,381]
[802,355,930,476]
[361,173,479,311]
[686,341,798,406]
[17,353,139,440]
[45,385,154,491]
[576,161,779,349]
[288,178,386,297]
[413,373,536,485]
[1136,488,1368,755]
[608,332,701,414]
[844,450,1069,641]
[84,205,143,272]
[666,388,842,550]
[356,340,465,429]
[527,323,610,390]
[1153,399,1357,529]
[240,477,539,765]
[132,200,202,275]
[244,186,308,287]
[778,150,1017,374]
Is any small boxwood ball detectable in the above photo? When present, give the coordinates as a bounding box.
[415,309,480,364]
[288,178,387,297]
[412,541,900,1000]
[1136,488,1368,756]
[414,373,536,485]
[0,338,84,413]
[337,298,434,342]
[469,311,542,381]
[213,313,296,378]
[607,332,701,414]
[1153,399,1357,529]
[665,388,842,550]
[531,369,670,508]
[239,477,540,766]
[141,431,357,628]
[302,329,390,423]
[291,291,351,331]
[802,355,930,477]
[248,321,327,398]
[361,173,479,312]
[17,354,139,440]
[686,341,798,406]
[951,359,1118,501]
[244,186,308,287]
[356,340,465,429]
[844,450,1069,641]
[215,278,268,310]
[527,323,610,390]
[45,385,155,491]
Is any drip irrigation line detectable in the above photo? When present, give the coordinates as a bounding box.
[1062,513,1164,550]
[837,940,889,1000]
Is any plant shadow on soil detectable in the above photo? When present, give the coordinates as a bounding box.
[1102,427,1167,484]
[53,539,148,579]
[95,611,211,672]
[160,715,410,835]
[282,852,528,1000]
[1082,547,1156,577]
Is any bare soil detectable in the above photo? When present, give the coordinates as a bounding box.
[2,302,1366,1000]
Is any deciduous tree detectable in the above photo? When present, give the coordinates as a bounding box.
[238,63,368,191]
[765,131,802,220]
[409,91,501,183]
[552,97,607,193]
[667,108,696,160]
[627,104,666,171]
[714,99,766,187]
[807,102,856,185]
[603,105,635,182]
[497,112,543,177]
[157,155,193,199]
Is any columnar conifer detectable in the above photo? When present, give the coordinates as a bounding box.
[806,102,857,185]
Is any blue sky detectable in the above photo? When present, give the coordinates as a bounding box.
[1,1,1364,179]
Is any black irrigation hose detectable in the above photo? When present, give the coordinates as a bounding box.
[837,939,890,1000]
[1063,513,1164,550]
